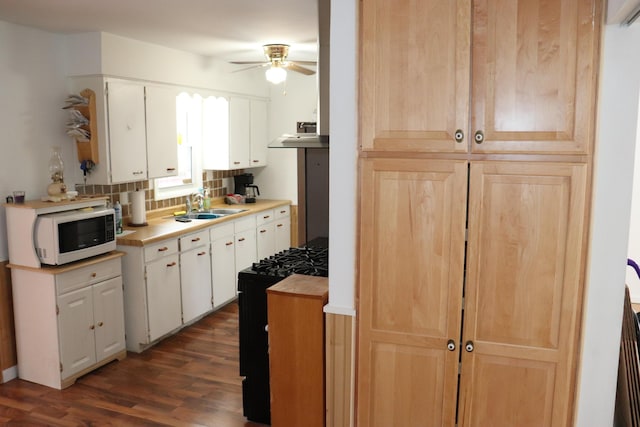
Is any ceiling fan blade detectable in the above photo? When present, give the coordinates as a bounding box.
[231,63,270,73]
[230,61,269,65]
[290,60,317,65]
[285,62,316,76]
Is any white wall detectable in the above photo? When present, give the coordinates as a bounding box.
[577,23,640,426]
[252,71,318,203]
[0,21,71,261]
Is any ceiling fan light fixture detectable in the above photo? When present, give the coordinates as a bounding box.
[265,65,287,84]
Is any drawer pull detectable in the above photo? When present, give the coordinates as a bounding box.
[166,167,176,171]
[234,161,241,165]
[191,237,201,242]
[225,241,233,246]
[277,224,283,228]
[98,321,104,327]
[263,215,270,219]
[158,247,169,252]
[280,210,287,214]
[167,261,177,267]
[197,251,207,256]
[260,229,267,234]
[238,237,246,242]
[133,171,145,175]
[253,160,260,163]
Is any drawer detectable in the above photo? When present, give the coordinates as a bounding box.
[235,215,257,233]
[274,205,290,219]
[210,221,235,240]
[56,257,122,295]
[256,209,275,226]
[144,239,179,263]
[179,229,209,251]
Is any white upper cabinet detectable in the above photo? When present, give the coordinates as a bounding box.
[69,77,178,184]
[106,81,147,183]
[202,95,268,171]
[145,85,179,179]
[250,99,268,167]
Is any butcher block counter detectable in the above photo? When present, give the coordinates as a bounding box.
[116,199,291,247]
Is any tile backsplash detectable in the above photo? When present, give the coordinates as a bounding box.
[75,170,244,218]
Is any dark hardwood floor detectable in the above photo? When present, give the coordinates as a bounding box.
[0,301,267,426]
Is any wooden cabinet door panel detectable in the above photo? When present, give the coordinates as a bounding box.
[360,0,471,153]
[357,158,468,426]
[471,0,600,154]
[460,161,587,426]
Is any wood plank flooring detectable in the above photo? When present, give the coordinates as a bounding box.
[0,301,266,426]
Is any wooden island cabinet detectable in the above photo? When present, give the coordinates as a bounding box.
[357,0,602,426]
[267,274,328,427]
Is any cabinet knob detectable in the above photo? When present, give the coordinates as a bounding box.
[90,272,97,278]
[97,321,104,327]
[465,341,474,352]
[454,129,464,143]
[90,324,95,330]
[474,130,484,144]
[447,339,456,351]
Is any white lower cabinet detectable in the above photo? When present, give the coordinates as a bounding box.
[179,230,212,324]
[210,222,237,308]
[120,238,182,352]
[234,215,258,276]
[257,206,292,258]
[11,254,126,389]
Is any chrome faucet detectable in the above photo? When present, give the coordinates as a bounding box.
[191,193,204,212]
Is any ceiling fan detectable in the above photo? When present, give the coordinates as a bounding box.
[231,44,317,84]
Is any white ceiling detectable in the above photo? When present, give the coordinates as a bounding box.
[0,0,319,63]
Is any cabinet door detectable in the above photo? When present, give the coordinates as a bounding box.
[229,97,251,169]
[256,221,276,261]
[357,158,468,426]
[250,99,268,167]
[211,234,237,307]
[92,277,126,362]
[145,254,182,342]
[470,0,601,154]
[180,246,213,323]
[274,218,291,253]
[58,287,97,379]
[106,81,147,183]
[360,0,471,153]
[146,85,178,178]
[459,161,587,426]
[235,228,257,275]
[202,95,231,170]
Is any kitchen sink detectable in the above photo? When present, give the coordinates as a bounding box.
[178,212,224,220]
[206,208,248,215]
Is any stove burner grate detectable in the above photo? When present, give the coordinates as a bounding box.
[251,247,329,277]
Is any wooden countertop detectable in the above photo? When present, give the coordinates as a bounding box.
[266,274,329,299]
[7,251,125,274]
[116,199,291,247]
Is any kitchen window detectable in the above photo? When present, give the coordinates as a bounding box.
[154,92,203,200]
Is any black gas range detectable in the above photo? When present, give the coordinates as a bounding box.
[238,238,328,425]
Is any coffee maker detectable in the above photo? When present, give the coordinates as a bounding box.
[234,173,260,203]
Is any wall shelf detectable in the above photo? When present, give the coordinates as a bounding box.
[71,89,99,165]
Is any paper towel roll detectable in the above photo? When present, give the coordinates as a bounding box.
[130,189,147,226]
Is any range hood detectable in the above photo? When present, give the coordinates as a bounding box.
[269,0,329,149]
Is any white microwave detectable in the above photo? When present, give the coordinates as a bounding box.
[34,206,117,265]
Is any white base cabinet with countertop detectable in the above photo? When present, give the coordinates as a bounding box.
[119,238,182,352]
[256,205,291,260]
[9,253,126,389]
[210,222,237,308]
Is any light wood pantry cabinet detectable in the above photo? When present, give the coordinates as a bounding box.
[179,229,212,324]
[360,0,600,155]
[10,253,126,389]
[357,0,602,425]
